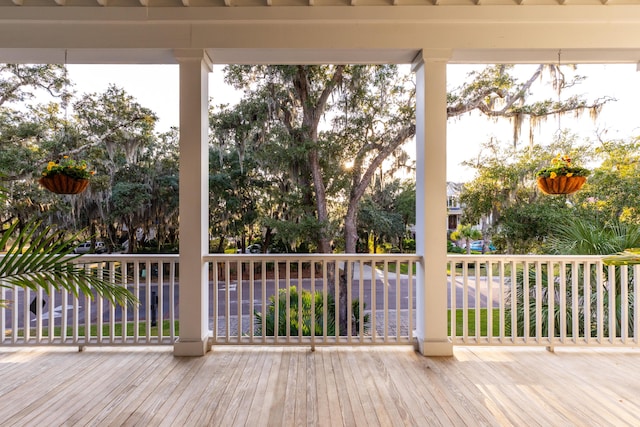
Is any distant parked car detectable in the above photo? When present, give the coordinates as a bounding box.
[236,244,265,254]
[74,241,106,254]
[468,240,496,252]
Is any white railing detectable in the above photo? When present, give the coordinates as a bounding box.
[448,255,640,347]
[204,254,419,347]
[0,255,179,347]
[3,252,638,349]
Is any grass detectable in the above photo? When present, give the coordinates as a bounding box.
[384,262,417,275]
[16,310,505,338]
[15,320,179,338]
[448,308,504,336]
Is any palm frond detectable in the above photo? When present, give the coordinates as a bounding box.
[0,221,137,306]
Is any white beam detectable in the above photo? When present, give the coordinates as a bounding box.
[173,49,212,357]
[413,49,453,357]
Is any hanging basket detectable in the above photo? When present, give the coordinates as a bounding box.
[39,174,89,195]
[536,176,586,195]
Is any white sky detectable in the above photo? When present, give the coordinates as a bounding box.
[65,63,640,182]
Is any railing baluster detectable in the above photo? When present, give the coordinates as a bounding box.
[225,260,231,342]
[462,260,469,342]
[109,262,116,343]
[359,260,365,342]
[475,260,481,343]
[487,260,493,344]
[170,260,176,341]
[237,259,243,342]
[608,264,616,344]
[584,261,591,345]
[311,260,316,349]
[621,264,629,344]
[510,261,517,343]
[535,261,542,344]
[498,260,505,342]
[334,260,340,342]
[395,259,400,342]
[274,260,279,343]
[408,260,413,345]
[322,261,328,343]
[249,260,255,344]
[347,261,353,343]
[450,259,457,341]
[382,260,387,342]
[371,259,377,343]
[547,261,555,345]
[261,260,266,343]
[634,265,640,345]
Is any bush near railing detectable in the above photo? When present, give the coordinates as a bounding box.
[449,256,639,345]
[254,286,370,337]
[506,263,635,338]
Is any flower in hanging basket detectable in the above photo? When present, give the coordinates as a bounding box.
[536,154,590,195]
[39,156,94,195]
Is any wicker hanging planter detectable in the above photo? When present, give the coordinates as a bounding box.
[536,155,590,196]
[536,175,586,195]
[39,158,93,195]
[39,174,89,195]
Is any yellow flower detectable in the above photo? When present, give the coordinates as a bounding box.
[550,172,557,179]
[566,172,573,177]
[63,155,69,159]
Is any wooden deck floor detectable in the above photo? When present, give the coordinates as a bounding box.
[0,345,638,426]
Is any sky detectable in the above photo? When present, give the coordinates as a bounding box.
[66,63,640,183]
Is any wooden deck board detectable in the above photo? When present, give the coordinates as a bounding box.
[0,346,639,426]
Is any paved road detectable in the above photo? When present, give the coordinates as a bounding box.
[4,271,505,328]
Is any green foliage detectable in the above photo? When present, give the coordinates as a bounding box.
[447,241,465,254]
[255,286,336,336]
[0,220,137,306]
[506,263,635,339]
[547,218,640,256]
[460,135,594,254]
[254,286,370,336]
[536,154,590,178]
[41,157,93,180]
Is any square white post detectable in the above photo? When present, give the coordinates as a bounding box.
[173,49,212,356]
[413,50,453,356]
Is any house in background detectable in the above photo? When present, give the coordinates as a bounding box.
[446,182,463,232]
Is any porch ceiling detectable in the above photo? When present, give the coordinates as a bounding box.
[2,3,640,64]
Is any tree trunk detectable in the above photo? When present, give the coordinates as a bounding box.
[344,203,359,254]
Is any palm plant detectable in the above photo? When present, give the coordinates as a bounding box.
[254,286,371,337]
[0,221,135,306]
[254,286,336,336]
[0,180,136,307]
[507,218,639,339]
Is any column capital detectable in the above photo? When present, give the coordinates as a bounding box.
[173,49,213,72]
[411,49,452,71]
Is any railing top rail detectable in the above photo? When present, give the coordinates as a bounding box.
[204,253,422,262]
[447,254,607,262]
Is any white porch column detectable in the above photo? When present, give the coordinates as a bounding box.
[173,49,212,356]
[413,50,453,357]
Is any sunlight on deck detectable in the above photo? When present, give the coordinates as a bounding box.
[0,345,638,425]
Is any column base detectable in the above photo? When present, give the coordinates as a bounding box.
[173,337,210,356]
[417,338,453,356]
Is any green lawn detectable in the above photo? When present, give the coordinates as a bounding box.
[384,262,417,275]
[19,320,179,338]
[448,308,505,336]
[19,311,503,338]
